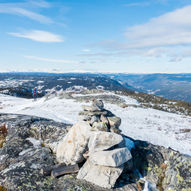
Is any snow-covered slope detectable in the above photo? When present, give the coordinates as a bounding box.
[0,93,191,156]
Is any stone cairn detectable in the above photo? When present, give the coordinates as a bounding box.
[56,99,132,189]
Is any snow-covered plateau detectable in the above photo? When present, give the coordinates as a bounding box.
[0,92,191,156]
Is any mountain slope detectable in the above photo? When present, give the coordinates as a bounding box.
[0,91,191,156]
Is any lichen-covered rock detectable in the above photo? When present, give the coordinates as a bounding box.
[0,114,69,191]
[56,121,91,164]
[162,150,191,191]
[131,140,191,191]
[77,159,124,189]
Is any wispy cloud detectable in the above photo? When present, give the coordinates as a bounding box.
[124,2,150,7]
[0,1,53,24]
[25,55,77,64]
[124,5,191,48]
[9,30,64,42]
[95,5,191,50]
[81,49,91,52]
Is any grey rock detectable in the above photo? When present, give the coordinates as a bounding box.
[79,110,108,116]
[100,114,109,126]
[56,121,91,164]
[77,158,123,189]
[92,99,104,111]
[91,121,109,132]
[88,131,124,153]
[110,126,122,134]
[89,148,132,167]
[82,105,98,112]
[90,115,100,125]
[107,116,121,128]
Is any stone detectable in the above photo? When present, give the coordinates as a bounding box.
[162,150,191,191]
[100,114,109,126]
[89,148,132,167]
[91,121,109,132]
[82,105,97,112]
[107,116,121,128]
[56,121,91,164]
[92,99,104,111]
[78,114,91,122]
[90,115,100,125]
[77,158,123,189]
[79,110,107,116]
[88,131,124,153]
[110,126,122,134]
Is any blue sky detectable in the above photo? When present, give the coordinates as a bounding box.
[1,0,191,73]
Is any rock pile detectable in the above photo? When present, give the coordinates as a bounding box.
[56,99,132,189]
[79,99,122,134]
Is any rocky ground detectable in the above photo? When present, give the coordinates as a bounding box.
[0,112,191,191]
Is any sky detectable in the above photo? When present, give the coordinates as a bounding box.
[1,0,191,73]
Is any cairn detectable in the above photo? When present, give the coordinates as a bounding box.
[56,99,132,189]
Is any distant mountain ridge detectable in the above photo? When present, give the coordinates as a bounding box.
[106,73,191,102]
[1,72,191,102]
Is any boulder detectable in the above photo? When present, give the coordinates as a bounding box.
[56,121,91,164]
[88,131,123,153]
[100,114,109,126]
[89,148,132,167]
[110,126,121,134]
[92,99,104,111]
[91,121,109,132]
[82,105,97,112]
[90,115,100,125]
[162,150,191,191]
[107,116,121,128]
[77,158,123,189]
[79,110,108,116]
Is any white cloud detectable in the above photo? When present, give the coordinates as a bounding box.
[24,55,77,64]
[124,5,191,48]
[0,1,52,24]
[95,5,191,52]
[9,30,64,42]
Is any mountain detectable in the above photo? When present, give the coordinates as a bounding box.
[107,73,191,102]
[0,73,191,190]
[0,73,131,98]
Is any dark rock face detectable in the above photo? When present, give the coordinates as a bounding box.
[0,114,191,191]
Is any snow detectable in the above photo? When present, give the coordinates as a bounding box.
[0,79,33,88]
[0,93,191,156]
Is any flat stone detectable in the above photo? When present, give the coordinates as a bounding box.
[92,99,104,111]
[90,115,100,125]
[100,115,109,126]
[107,116,121,128]
[56,121,91,164]
[91,122,109,132]
[89,147,132,167]
[88,131,123,153]
[79,110,108,116]
[82,105,98,112]
[77,158,123,189]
